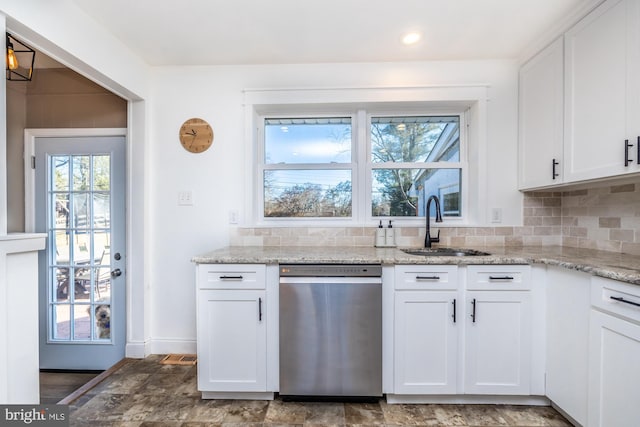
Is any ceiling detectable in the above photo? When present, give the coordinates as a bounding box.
[70,0,586,66]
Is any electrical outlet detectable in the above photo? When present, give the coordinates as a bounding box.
[229,210,239,224]
[491,207,502,223]
[178,190,193,206]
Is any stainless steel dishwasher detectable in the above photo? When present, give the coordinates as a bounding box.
[279,264,382,398]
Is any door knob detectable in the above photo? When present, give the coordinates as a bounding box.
[111,268,122,278]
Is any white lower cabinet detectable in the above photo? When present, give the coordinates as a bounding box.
[394,290,459,394]
[464,290,532,395]
[393,265,532,397]
[545,267,590,426]
[196,264,268,395]
[588,277,640,427]
[464,266,532,395]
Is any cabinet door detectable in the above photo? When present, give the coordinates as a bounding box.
[519,37,564,189]
[464,291,531,395]
[545,268,590,426]
[394,291,458,394]
[564,0,640,182]
[197,290,266,392]
[588,310,640,427]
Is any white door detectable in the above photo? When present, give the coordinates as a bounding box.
[197,289,267,392]
[394,291,458,394]
[34,136,126,369]
[588,310,640,427]
[464,291,531,395]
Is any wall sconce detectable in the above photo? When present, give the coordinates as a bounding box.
[6,33,35,81]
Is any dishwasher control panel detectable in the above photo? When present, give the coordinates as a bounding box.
[280,264,382,277]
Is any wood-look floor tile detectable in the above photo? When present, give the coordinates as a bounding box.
[344,402,385,425]
[264,399,308,424]
[186,399,232,423]
[302,401,345,425]
[71,393,135,422]
[431,405,467,426]
[222,399,270,423]
[460,405,510,426]
[379,401,430,426]
[499,405,549,426]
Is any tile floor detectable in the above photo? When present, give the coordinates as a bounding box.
[40,371,101,404]
[69,355,572,426]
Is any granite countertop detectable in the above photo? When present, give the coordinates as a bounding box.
[192,245,640,286]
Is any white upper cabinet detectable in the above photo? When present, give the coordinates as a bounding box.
[564,0,640,182]
[519,37,564,190]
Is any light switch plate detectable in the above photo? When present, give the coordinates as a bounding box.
[491,207,502,223]
[178,190,193,206]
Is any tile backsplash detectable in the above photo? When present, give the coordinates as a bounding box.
[230,183,640,255]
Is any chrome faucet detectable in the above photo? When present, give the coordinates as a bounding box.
[425,195,443,248]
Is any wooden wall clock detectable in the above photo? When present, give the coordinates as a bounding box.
[179,118,214,153]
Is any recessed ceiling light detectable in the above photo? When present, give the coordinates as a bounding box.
[402,32,421,45]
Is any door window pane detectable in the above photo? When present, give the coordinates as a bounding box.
[264,170,352,217]
[52,156,70,191]
[93,155,110,190]
[72,156,91,190]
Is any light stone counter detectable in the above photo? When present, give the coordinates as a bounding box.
[192,245,640,286]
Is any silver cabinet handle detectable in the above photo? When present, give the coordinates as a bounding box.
[416,275,440,280]
[219,275,243,280]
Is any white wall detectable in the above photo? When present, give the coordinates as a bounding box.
[148,60,521,350]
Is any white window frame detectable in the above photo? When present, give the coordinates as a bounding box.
[243,86,488,227]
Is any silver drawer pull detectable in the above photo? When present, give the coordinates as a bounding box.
[610,296,640,308]
[219,275,243,280]
[489,276,514,281]
[416,275,441,281]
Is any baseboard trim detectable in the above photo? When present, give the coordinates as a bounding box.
[386,394,550,405]
[125,340,149,359]
[148,338,197,355]
[201,391,274,400]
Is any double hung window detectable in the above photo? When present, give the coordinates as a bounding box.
[258,112,464,223]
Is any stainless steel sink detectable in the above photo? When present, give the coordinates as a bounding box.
[401,248,491,257]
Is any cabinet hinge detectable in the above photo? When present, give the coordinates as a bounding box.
[31,155,36,169]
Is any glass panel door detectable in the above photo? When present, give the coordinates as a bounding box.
[36,135,125,370]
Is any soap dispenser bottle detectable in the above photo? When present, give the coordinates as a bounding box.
[375,220,385,247]
[385,220,396,247]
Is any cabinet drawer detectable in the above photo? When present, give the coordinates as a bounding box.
[395,265,458,290]
[591,276,640,324]
[467,265,531,290]
[198,264,266,290]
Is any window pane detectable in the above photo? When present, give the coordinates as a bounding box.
[372,168,461,217]
[264,170,352,217]
[52,156,70,191]
[265,118,352,164]
[371,116,460,163]
[93,155,110,191]
[72,156,91,191]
